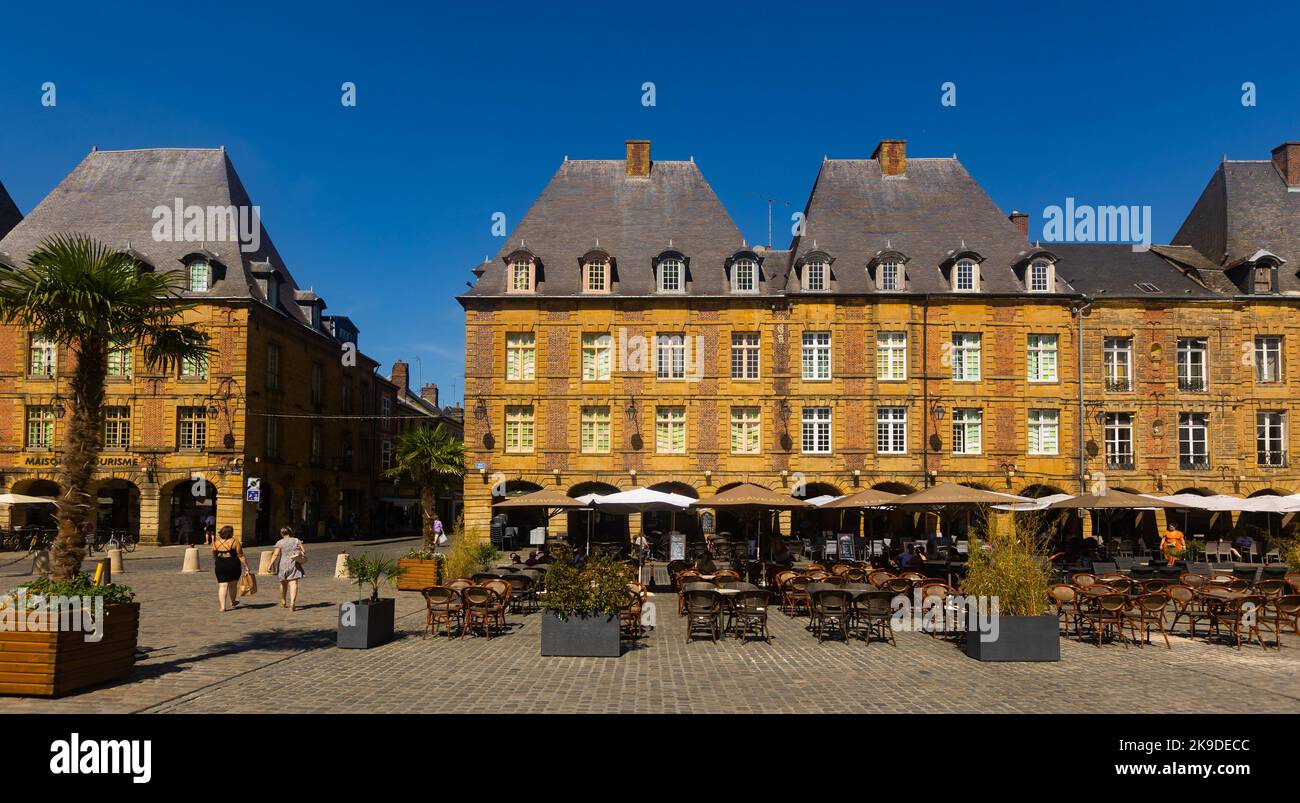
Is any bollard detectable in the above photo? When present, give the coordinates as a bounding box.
[181,546,200,573]
[30,549,50,576]
[106,547,124,575]
[257,550,275,576]
[334,552,351,579]
[93,558,112,586]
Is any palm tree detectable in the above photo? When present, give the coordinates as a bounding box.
[0,234,210,579]
[386,423,466,551]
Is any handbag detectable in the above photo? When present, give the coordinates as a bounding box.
[291,541,307,565]
[238,572,257,596]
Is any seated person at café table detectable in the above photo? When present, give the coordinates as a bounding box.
[1159,523,1185,566]
[899,544,927,570]
[1231,533,1253,560]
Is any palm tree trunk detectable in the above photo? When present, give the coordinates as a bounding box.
[52,339,107,580]
[420,482,437,553]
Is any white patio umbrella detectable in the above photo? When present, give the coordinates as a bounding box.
[991,493,1074,512]
[0,493,58,505]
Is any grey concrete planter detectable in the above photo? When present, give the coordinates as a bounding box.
[540,610,621,657]
[965,613,1060,662]
[338,597,395,649]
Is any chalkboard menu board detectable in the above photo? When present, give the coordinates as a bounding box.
[670,533,686,562]
[837,534,855,561]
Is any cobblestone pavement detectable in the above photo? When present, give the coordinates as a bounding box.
[2,544,1298,714]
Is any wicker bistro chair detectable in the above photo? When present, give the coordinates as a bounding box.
[462,587,506,639]
[1071,572,1097,589]
[830,563,852,578]
[1272,595,1300,640]
[867,569,895,587]
[1287,574,1300,595]
[855,590,898,646]
[421,586,463,639]
[1048,584,1081,638]
[1164,584,1210,637]
[845,567,868,583]
[783,575,813,616]
[482,578,512,612]
[471,572,499,583]
[1208,594,1271,650]
[502,574,536,614]
[1179,572,1207,590]
[1080,593,1131,647]
[684,588,723,643]
[1256,579,1289,600]
[1123,592,1172,649]
[732,589,771,643]
[620,583,647,640]
[713,569,742,583]
[810,588,854,643]
[446,578,474,593]
[883,577,914,595]
[919,583,957,639]
[676,571,703,615]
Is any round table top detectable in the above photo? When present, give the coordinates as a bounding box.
[1197,587,1246,600]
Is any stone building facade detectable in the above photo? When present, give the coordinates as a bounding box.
[460,140,1300,545]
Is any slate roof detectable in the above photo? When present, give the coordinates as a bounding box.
[0,179,21,241]
[1173,159,1300,294]
[788,157,1064,295]
[461,158,761,297]
[0,148,316,326]
[1051,243,1219,299]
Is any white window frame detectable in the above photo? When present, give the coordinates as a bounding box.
[953,259,979,292]
[177,406,207,451]
[29,335,56,377]
[508,259,534,293]
[1176,337,1208,391]
[582,333,612,381]
[655,406,686,454]
[1103,337,1132,391]
[951,408,983,455]
[876,406,907,454]
[657,258,684,293]
[876,331,907,381]
[878,260,901,291]
[803,259,828,292]
[730,406,761,455]
[103,405,131,450]
[801,406,832,454]
[1028,260,1052,293]
[504,405,535,454]
[25,405,55,449]
[1027,408,1059,455]
[732,258,758,293]
[180,353,208,380]
[802,331,832,381]
[584,258,608,293]
[731,332,760,380]
[1104,412,1133,468]
[107,342,133,378]
[1178,412,1209,468]
[1255,336,1283,384]
[580,406,611,454]
[1027,334,1058,382]
[656,334,687,380]
[505,332,536,381]
[1257,411,1286,466]
[951,333,982,381]
[189,259,211,292]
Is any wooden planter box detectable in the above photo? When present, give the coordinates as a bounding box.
[396,559,442,592]
[0,602,140,697]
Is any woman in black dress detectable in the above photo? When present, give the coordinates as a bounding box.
[212,525,248,612]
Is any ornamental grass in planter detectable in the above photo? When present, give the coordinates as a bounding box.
[338,554,406,649]
[961,510,1059,662]
[0,573,139,696]
[540,552,634,658]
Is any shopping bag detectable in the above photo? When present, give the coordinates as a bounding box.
[239,572,257,596]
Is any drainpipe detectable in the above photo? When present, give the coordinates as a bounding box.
[1071,298,1094,493]
[922,294,931,487]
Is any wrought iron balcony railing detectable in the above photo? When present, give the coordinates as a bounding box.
[1104,455,1135,470]
[1179,455,1211,471]
[1104,378,1132,392]
[1258,450,1288,468]
[1177,377,1207,392]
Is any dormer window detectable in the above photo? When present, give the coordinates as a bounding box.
[1253,260,1278,294]
[267,275,280,307]
[804,258,828,291]
[1028,259,1053,293]
[732,258,758,293]
[583,257,609,293]
[188,259,211,292]
[509,258,535,293]
[954,258,979,292]
[658,257,684,293]
[879,259,901,291]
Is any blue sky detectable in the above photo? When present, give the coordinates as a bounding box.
[2,0,1298,403]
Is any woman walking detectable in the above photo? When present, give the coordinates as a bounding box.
[212,525,248,612]
[268,526,307,610]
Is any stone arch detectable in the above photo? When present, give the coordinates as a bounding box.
[1166,486,1227,540]
[566,481,626,548]
[793,482,851,539]
[645,482,699,541]
[1013,483,1077,544]
[490,480,545,544]
[159,474,219,546]
[1238,487,1295,544]
[6,478,60,529]
[91,478,141,539]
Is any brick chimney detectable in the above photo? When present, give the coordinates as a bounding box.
[420,383,439,408]
[872,139,906,177]
[390,360,409,393]
[1009,211,1029,239]
[1271,142,1300,187]
[626,140,651,177]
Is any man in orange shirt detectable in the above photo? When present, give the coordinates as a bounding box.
[1159,523,1186,566]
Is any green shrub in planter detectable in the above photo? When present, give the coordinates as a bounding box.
[961,510,1059,662]
[540,557,634,657]
[339,554,406,649]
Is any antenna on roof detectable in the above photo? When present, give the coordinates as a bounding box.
[690,155,694,162]
[91,145,97,152]
[564,155,569,161]
[751,193,792,248]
